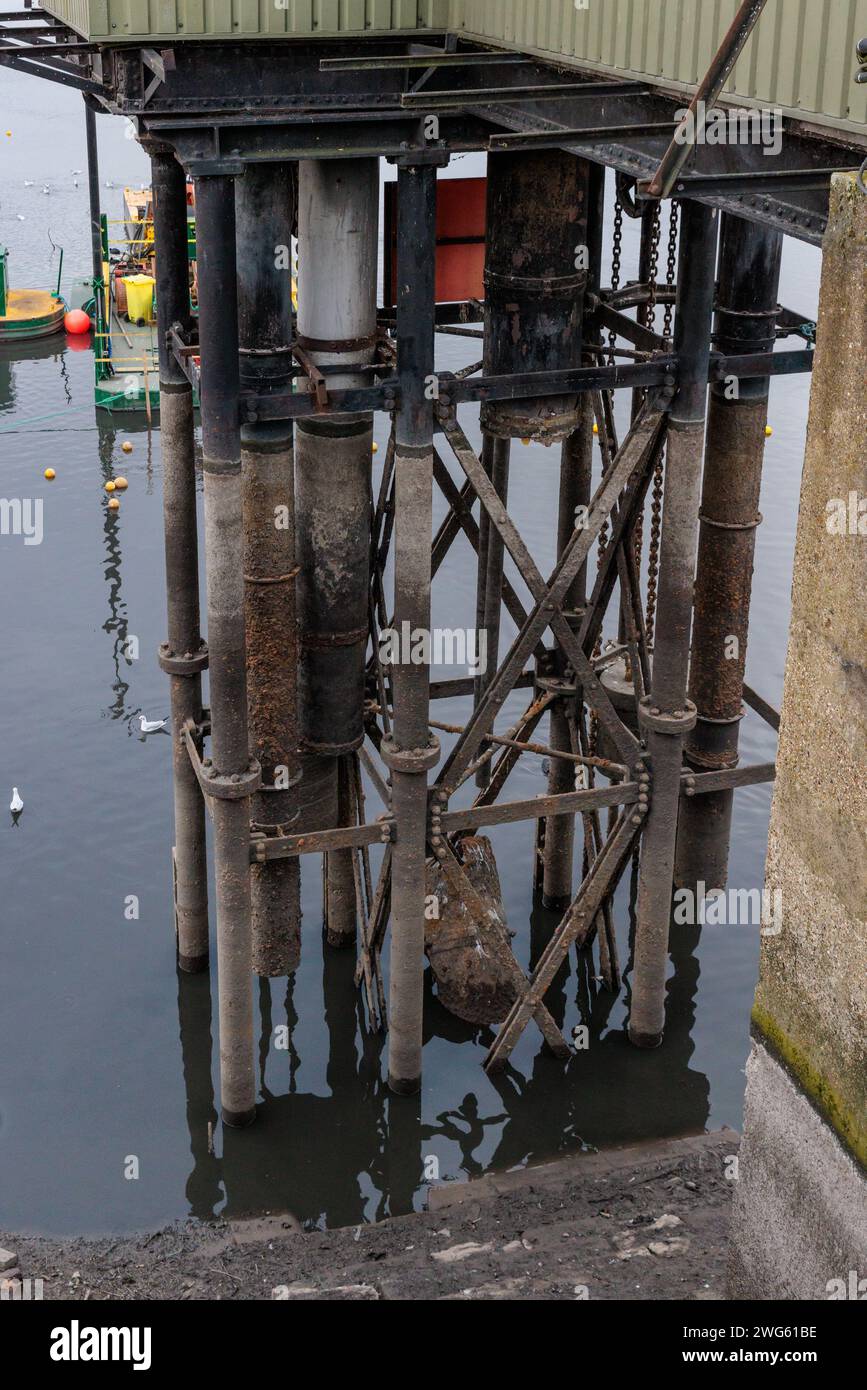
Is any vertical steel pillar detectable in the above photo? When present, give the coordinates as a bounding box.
[195,173,257,1125]
[540,159,599,909]
[629,201,719,1049]
[295,158,378,948]
[236,162,302,976]
[675,215,783,889]
[385,157,441,1095]
[84,99,104,332]
[151,147,209,970]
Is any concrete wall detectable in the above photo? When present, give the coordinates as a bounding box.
[730,173,867,1299]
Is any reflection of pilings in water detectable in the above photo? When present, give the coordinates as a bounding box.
[95,414,131,720]
[176,966,222,1221]
[295,158,378,949]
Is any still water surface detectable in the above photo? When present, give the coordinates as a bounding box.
[0,62,821,1234]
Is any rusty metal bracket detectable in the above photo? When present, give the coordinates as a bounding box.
[182,721,261,801]
[638,697,698,736]
[380,733,441,776]
[291,339,329,409]
[158,640,209,677]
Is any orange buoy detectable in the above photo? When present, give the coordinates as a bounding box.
[108,498,120,511]
[121,441,133,454]
[114,476,129,491]
[64,309,91,335]
[44,468,56,480]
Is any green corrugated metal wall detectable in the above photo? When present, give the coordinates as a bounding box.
[38,0,867,138]
[456,0,867,137]
[42,0,450,41]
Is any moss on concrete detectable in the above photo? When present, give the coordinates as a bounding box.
[751,1004,867,1171]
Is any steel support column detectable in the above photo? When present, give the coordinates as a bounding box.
[542,159,600,910]
[386,157,440,1095]
[236,162,302,975]
[629,200,719,1049]
[151,147,209,971]
[675,215,783,890]
[296,158,378,948]
[195,173,257,1125]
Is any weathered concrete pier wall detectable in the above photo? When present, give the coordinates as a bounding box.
[730,174,867,1299]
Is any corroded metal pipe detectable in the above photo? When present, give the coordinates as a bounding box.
[151,147,209,971]
[236,162,302,975]
[481,148,587,444]
[629,201,719,1050]
[676,215,783,890]
[296,157,378,947]
[195,173,256,1125]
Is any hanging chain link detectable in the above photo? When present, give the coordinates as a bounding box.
[591,199,626,754]
[606,199,624,367]
[664,201,679,340]
[645,204,681,647]
[646,202,662,330]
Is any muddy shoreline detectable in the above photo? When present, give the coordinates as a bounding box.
[2,1132,738,1301]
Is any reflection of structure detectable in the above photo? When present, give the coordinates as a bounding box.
[176,909,709,1224]
[95,415,131,721]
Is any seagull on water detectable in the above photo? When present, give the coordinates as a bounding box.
[10,788,23,816]
[42,185,50,195]
[139,715,167,734]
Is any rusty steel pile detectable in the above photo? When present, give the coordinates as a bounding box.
[7,0,863,1130]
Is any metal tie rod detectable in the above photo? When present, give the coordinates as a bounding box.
[489,122,677,151]
[321,51,533,70]
[402,80,648,109]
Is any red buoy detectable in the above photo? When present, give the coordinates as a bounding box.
[64,309,91,335]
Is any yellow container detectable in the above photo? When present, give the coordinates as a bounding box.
[122,273,155,324]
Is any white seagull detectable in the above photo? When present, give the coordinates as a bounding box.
[10,788,23,815]
[139,715,167,734]
[42,185,50,195]
[23,179,34,187]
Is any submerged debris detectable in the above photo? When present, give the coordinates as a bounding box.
[424,836,517,1026]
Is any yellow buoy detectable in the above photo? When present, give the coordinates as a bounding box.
[105,480,116,492]
[121,440,133,454]
[5,131,11,138]
[521,438,531,446]
[593,423,599,435]
[108,498,120,511]
[44,468,56,481]
[114,476,129,491]
[372,442,379,454]
[765,425,774,437]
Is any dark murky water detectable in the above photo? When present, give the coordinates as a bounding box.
[0,61,821,1235]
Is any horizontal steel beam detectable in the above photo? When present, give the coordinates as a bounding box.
[218,348,814,423]
[441,783,641,833]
